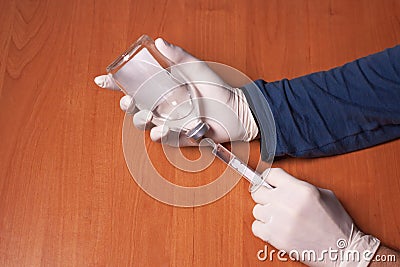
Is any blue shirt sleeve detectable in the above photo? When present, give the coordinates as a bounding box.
[242,45,400,158]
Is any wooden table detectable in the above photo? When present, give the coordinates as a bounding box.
[0,0,399,266]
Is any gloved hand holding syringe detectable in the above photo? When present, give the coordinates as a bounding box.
[98,35,273,189]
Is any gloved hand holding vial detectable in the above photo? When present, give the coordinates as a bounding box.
[95,36,260,146]
[97,35,272,190]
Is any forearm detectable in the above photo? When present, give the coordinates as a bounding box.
[369,245,400,266]
[243,45,400,159]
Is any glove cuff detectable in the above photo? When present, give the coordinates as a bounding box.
[339,224,380,267]
[233,88,259,142]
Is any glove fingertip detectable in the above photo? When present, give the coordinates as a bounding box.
[94,75,120,90]
[94,76,105,88]
[154,38,194,63]
[150,125,169,142]
[252,204,262,219]
[251,220,265,238]
[251,186,270,204]
[155,37,170,48]
[120,95,136,114]
[133,110,153,130]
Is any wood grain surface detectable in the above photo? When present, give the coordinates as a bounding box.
[0,0,399,266]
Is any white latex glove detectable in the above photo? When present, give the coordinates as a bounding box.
[252,168,380,266]
[94,38,259,146]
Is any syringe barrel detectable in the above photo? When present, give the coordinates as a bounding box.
[212,143,272,188]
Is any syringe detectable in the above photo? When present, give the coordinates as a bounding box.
[203,138,273,189]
